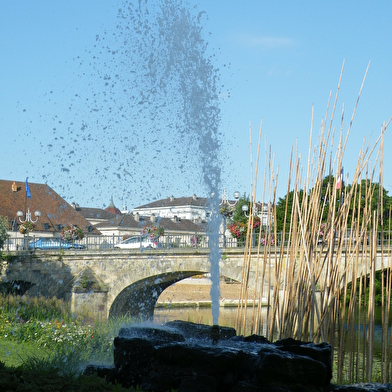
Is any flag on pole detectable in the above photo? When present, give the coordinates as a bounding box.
[336,168,343,190]
[25,178,31,199]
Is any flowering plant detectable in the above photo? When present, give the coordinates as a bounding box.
[220,205,232,218]
[252,217,261,229]
[190,235,202,247]
[317,223,335,238]
[141,225,164,241]
[260,234,274,246]
[228,218,261,239]
[228,222,247,240]
[19,221,34,235]
[316,223,336,244]
[61,225,84,241]
[317,223,326,237]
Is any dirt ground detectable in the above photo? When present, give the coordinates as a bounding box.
[157,278,253,303]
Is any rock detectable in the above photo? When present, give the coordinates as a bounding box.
[273,337,333,385]
[84,320,392,392]
[257,348,328,389]
[118,323,186,343]
[166,320,237,340]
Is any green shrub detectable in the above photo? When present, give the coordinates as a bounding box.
[0,294,135,365]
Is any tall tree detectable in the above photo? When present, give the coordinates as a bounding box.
[274,176,392,233]
[275,189,304,233]
[346,180,392,230]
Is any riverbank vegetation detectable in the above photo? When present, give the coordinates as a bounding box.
[0,294,141,391]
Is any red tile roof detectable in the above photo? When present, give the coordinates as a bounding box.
[0,180,100,235]
[105,196,122,215]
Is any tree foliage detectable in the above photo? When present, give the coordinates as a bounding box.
[230,195,250,225]
[274,176,392,233]
[0,215,9,249]
[345,180,392,230]
[275,189,304,233]
[222,195,262,243]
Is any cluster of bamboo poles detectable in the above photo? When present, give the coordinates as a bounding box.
[235,62,392,383]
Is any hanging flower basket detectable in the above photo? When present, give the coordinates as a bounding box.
[228,222,247,241]
[19,221,34,235]
[220,205,232,218]
[61,225,84,241]
[141,225,164,241]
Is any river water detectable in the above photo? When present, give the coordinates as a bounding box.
[154,305,388,356]
[154,305,278,338]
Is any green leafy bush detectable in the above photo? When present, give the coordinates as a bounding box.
[0,215,9,249]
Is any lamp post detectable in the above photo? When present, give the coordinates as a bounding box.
[219,189,240,247]
[219,188,240,207]
[242,204,249,216]
[17,207,42,223]
[17,208,41,250]
[242,203,273,246]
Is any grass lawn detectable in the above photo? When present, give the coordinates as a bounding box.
[0,339,49,367]
[0,340,142,391]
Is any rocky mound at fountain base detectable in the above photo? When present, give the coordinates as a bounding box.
[85,320,392,392]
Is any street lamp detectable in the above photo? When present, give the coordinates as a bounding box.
[219,188,240,207]
[16,208,41,250]
[242,204,263,220]
[17,208,42,223]
[242,204,249,216]
[220,189,240,247]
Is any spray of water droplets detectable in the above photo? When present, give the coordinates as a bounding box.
[39,0,223,323]
[117,0,223,324]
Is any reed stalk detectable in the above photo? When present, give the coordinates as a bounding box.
[235,63,392,383]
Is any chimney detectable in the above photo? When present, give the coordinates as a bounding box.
[192,194,197,200]
[134,212,140,222]
[150,214,156,222]
[170,195,174,201]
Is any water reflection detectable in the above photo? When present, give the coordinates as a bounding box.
[154,306,270,337]
[154,305,389,350]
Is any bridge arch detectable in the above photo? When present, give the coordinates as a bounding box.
[108,271,204,319]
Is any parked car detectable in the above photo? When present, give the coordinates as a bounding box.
[29,238,85,250]
[115,235,161,249]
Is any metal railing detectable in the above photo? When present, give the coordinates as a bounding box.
[2,230,392,252]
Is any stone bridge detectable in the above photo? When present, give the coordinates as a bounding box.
[0,249,253,320]
[1,247,390,320]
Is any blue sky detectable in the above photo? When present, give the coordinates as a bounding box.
[1,1,391,209]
